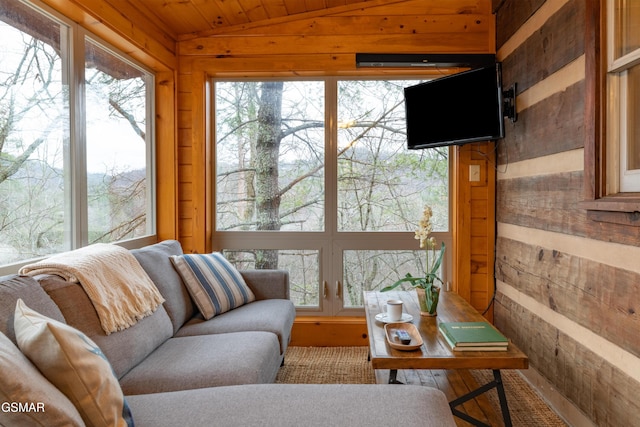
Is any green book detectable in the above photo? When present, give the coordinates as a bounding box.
[439,329,508,351]
[438,321,508,347]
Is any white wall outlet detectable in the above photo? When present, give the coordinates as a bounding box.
[469,164,481,182]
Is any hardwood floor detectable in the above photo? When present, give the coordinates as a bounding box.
[375,368,504,427]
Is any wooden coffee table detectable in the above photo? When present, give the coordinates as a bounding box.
[364,290,528,427]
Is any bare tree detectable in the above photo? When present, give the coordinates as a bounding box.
[254,82,283,268]
[215,79,448,305]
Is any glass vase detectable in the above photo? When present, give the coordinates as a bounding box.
[416,286,439,317]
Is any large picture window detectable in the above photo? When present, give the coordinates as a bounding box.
[213,78,450,315]
[0,1,155,271]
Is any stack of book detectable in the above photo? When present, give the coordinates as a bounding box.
[438,321,509,351]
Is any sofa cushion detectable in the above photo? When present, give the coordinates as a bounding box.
[0,274,65,346]
[39,274,173,379]
[176,299,295,354]
[0,331,85,427]
[131,240,195,333]
[170,252,255,319]
[119,332,281,395]
[125,384,456,427]
[240,269,290,300]
[13,299,134,427]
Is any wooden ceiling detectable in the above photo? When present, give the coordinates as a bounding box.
[128,0,379,38]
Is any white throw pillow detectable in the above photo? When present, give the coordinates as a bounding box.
[170,252,255,319]
[0,331,84,427]
[13,299,134,427]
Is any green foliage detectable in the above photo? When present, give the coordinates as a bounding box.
[380,242,446,292]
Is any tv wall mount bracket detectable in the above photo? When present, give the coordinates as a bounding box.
[503,83,517,123]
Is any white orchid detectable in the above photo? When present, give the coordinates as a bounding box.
[382,206,445,315]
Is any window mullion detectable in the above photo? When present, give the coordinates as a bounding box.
[325,77,340,315]
[70,27,89,248]
[145,74,156,235]
[609,50,640,73]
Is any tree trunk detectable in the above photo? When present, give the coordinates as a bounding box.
[254,81,283,269]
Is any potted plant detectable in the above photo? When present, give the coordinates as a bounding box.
[382,206,445,316]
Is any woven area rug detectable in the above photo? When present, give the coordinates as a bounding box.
[277,346,566,426]
[470,369,567,427]
[276,346,375,384]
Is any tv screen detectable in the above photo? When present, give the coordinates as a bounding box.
[404,63,505,149]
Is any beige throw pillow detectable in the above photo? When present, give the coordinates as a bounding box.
[0,331,84,427]
[13,299,134,427]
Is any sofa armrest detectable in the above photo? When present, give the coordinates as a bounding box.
[240,270,289,300]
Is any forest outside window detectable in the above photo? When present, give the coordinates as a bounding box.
[0,1,155,272]
[213,79,450,314]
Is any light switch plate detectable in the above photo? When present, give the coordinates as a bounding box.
[469,164,481,182]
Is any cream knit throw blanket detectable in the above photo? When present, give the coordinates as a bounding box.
[19,243,165,335]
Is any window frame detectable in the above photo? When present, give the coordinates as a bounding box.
[80,33,157,247]
[582,0,640,222]
[211,76,452,316]
[0,0,157,275]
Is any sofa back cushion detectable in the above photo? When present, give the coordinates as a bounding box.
[0,274,65,346]
[39,274,173,379]
[131,240,195,333]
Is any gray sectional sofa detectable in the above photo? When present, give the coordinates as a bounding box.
[0,240,455,427]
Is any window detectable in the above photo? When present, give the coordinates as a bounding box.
[583,0,640,217]
[213,79,450,315]
[606,0,640,192]
[0,1,155,271]
[84,39,154,243]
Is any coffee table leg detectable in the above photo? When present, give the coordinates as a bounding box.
[493,370,512,427]
[388,369,403,384]
[448,369,513,427]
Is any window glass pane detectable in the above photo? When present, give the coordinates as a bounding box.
[0,6,69,263]
[343,249,442,307]
[614,0,640,59]
[337,80,449,232]
[223,249,320,307]
[626,63,640,170]
[215,81,325,232]
[85,40,150,243]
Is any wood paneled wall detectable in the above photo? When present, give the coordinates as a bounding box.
[494,0,640,425]
[42,0,177,70]
[177,0,498,315]
[453,142,496,319]
[40,0,498,324]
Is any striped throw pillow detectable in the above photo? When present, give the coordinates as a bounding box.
[170,253,255,319]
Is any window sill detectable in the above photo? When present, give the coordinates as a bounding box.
[579,194,640,226]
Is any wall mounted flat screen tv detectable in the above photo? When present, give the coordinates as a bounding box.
[404,63,505,149]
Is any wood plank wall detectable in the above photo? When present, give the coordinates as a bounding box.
[494,0,640,425]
